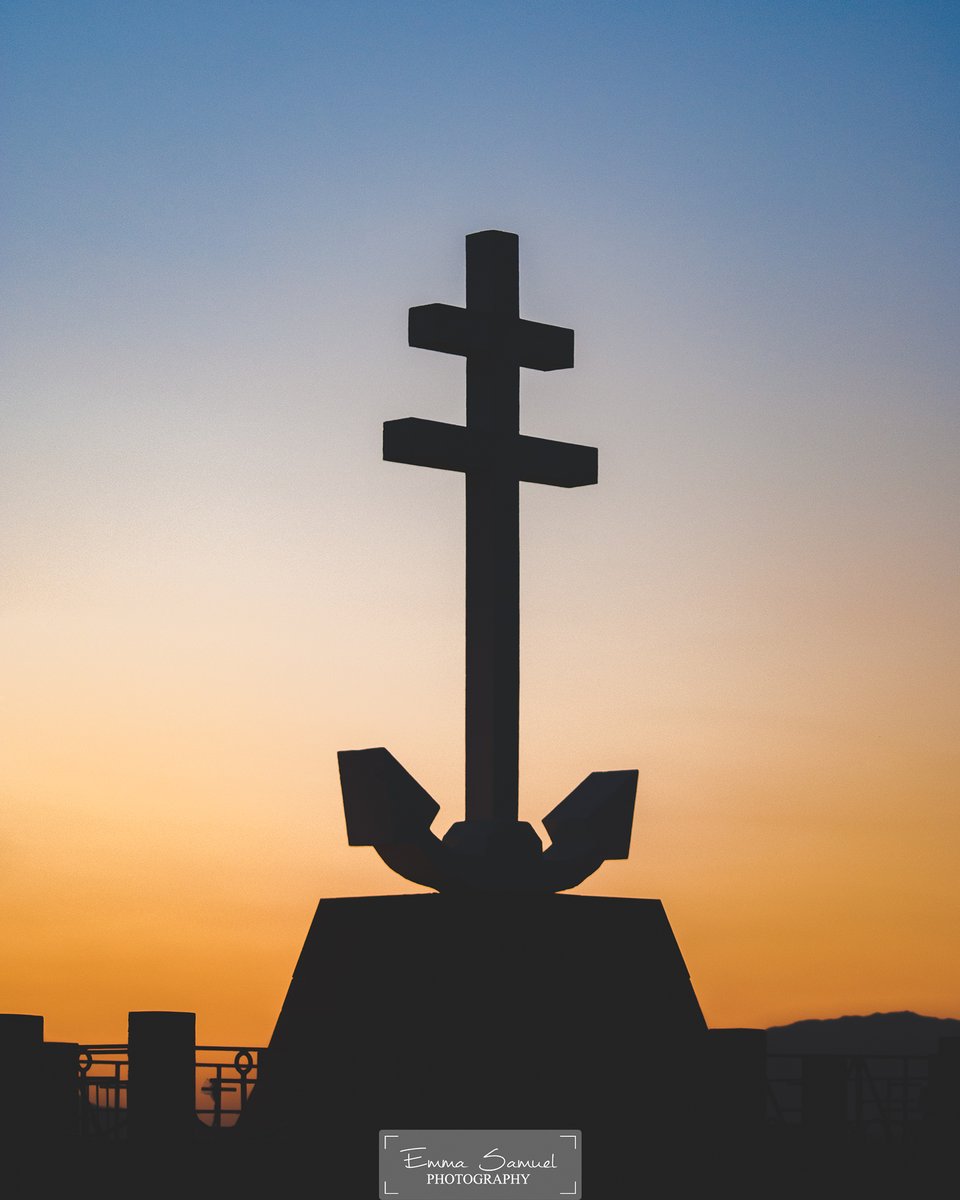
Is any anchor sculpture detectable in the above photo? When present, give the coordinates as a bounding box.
[338,230,637,892]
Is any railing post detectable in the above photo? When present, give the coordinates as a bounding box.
[802,1054,848,1137]
[708,1028,768,1137]
[127,1011,197,1141]
[0,1014,44,1143]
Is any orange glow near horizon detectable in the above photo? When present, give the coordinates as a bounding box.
[3,606,958,1045]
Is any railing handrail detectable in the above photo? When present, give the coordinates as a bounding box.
[767,1051,931,1060]
[196,1044,266,1052]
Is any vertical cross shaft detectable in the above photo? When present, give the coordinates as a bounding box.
[464,231,520,824]
[385,229,591,844]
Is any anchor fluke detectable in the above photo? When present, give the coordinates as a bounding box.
[338,748,451,892]
[543,770,639,861]
[338,748,439,846]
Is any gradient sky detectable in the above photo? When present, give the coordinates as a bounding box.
[2,1,958,1045]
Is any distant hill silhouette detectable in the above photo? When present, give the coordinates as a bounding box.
[766,1011,960,1056]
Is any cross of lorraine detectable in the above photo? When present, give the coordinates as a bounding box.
[338,231,637,893]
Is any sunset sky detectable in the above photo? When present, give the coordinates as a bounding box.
[2,2,958,1045]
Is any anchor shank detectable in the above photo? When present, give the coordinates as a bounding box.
[465,351,520,824]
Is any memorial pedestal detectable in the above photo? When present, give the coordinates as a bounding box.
[244,893,709,1195]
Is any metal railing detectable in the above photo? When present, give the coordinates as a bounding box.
[195,1046,262,1128]
[75,1046,943,1139]
[77,1043,265,1133]
[79,1044,127,1136]
[766,1054,931,1139]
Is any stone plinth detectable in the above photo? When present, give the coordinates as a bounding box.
[243,894,708,1194]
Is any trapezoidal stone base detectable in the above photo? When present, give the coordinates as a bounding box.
[241,893,709,1196]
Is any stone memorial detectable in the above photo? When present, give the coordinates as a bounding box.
[243,232,710,1197]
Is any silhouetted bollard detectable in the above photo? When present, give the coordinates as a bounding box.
[708,1027,768,1136]
[127,1011,197,1141]
[801,1054,848,1136]
[39,1042,80,1139]
[927,1036,960,1140]
[0,1014,44,1145]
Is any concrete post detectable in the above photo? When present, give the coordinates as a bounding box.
[927,1036,960,1140]
[709,1027,769,1133]
[127,1011,197,1141]
[39,1042,80,1139]
[0,1014,44,1142]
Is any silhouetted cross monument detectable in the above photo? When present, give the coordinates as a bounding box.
[339,231,637,892]
[249,232,708,1179]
